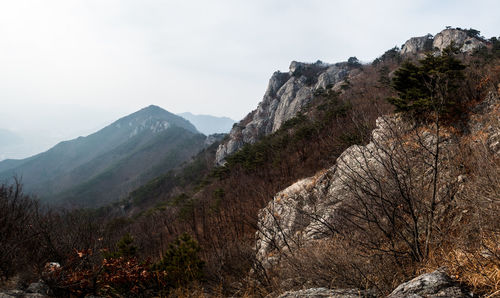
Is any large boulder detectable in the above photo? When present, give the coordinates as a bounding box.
[387,269,471,298]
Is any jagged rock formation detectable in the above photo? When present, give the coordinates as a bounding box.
[216,28,488,166]
[401,28,486,56]
[400,34,434,55]
[255,116,398,267]
[215,61,355,165]
[255,91,499,268]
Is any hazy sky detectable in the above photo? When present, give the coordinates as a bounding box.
[1,0,499,158]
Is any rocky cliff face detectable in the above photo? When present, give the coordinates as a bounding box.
[401,28,486,56]
[215,61,355,165]
[255,91,499,269]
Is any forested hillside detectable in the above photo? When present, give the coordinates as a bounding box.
[0,105,206,207]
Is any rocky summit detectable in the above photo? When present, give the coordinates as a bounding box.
[216,28,489,165]
[216,60,358,165]
[401,28,486,56]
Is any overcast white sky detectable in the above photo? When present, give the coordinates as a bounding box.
[1,0,499,158]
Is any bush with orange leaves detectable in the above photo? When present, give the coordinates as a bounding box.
[99,257,155,296]
[43,233,205,297]
[44,251,158,297]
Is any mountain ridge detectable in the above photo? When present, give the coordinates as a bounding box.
[0,105,206,207]
[215,27,490,165]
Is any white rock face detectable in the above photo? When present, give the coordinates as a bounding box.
[401,28,486,56]
[401,34,433,55]
[215,61,353,165]
[433,28,484,52]
[255,116,397,267]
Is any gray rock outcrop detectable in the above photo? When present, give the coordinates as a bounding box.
[215,61,354,165]
[275,270,470,298]
[401,34,434,55]
[216,28,488,166]
[387,269,471,298]
[204,133,226,147]
[255,116,399,268]
[433,28,484,53]
[255,91,499,269]
[401,28,486,57]
[277,287,376,298]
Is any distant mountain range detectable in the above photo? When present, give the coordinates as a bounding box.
[178,112,235,135]
[0,105,207,207]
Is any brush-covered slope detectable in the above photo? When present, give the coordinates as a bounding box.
[0,105,206,207]
[108,27,498,294]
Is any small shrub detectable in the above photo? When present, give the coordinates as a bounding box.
[153,233,204,289]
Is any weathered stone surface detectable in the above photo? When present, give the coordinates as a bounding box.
[255,91,499,269]
[433,29,484,53]
[277,287,375,298]
[469,91,500,154]
[255,115,399,268]
[204,133,226,147]
[215,61,353,165]
[387,269,471,298]
[401,34,434,55]
[401,28,486,56]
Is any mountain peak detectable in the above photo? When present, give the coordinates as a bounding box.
[116,105,198,134]
[142,104,164,112]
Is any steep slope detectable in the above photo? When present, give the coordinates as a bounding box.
[0,105,205,207]
[215,60,360,164]
[178,112,235,135]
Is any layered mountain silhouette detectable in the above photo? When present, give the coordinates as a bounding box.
[178,112,235,135]
[0,105,206,207]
